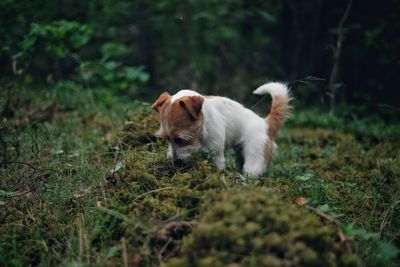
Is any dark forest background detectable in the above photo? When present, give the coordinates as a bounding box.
[1,0,400,119]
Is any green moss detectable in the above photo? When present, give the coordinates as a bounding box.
[2,94,399,267]
[103,123,235,265]
[167,189,358,267]
[116,112,160,147]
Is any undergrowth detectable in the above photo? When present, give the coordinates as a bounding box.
[0,85,399,266]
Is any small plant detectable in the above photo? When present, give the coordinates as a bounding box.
[80,42,149,93]
[81,61,149,93]
[342,223,399,266]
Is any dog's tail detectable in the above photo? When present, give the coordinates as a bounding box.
[253,82,292,139]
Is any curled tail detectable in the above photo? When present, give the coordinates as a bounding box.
[253,82,292,139]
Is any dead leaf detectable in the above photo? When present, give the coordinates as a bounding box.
[295,197,307,206]
[105,132,113,142]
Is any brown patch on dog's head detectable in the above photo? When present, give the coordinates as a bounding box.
[177,96,204,120]
[152,93,204,148]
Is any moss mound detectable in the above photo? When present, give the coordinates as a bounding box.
[104,124,233,265]
[167,189,358,267]
[117,112,160,147]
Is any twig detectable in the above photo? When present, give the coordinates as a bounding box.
[111,152,121,174]
[0,135,7,168]
[220,174,228,189]
[121,237,128,267]
[2,161,50,171]
[304,204,348,244]
[251,95,268,110]
[158,237,173,263]
[10,190,31,197]
[69,52,90,88]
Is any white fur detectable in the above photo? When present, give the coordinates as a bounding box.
[199,95,269,176]
[253,82,288,97]
[169,82,288,176]
[168,142,201,161]
[171,89,201,102]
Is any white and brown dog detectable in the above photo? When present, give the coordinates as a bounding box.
[151,82,291,176]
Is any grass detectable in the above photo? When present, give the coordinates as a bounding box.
[0,83,399,266]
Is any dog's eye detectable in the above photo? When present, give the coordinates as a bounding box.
[173,137,184,145]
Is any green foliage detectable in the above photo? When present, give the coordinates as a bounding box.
[101,42,132,61]
[288,110,400,141]
[81,41,149,92]
[1,0,400,115]
[1,0,399,114]
[0,87,399,266]
[15,20,92,62]
[82,61,149,92]
[8,19,149,93]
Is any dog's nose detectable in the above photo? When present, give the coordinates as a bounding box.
[173,158,184,167]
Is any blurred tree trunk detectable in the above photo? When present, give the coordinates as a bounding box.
[285,0,303,81]
[307,0,322,74]
[282,0,321,81]
[328,0,352,116]
[136,1,156,87]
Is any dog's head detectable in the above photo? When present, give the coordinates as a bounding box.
[152,91,204,164]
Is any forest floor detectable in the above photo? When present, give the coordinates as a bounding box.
[1,85,399,266]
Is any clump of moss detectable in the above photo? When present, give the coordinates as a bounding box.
[105,126,233,265]
[289,128,355,148]
[167,189,358,267]
[111,150,229,221]
[117,112,160,147]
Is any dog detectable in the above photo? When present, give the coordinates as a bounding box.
[151,82,291,176]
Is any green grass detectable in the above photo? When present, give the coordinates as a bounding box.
[0,84,399,266]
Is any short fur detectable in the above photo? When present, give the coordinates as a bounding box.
[152,82,292,176]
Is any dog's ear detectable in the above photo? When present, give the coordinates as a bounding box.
[151,92,171,112]
[179,96,204,120]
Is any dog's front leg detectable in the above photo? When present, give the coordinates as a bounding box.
[213,150,226,169]
[167,143,173,159]
[242,141,266,177]
[202,131,226,169]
